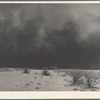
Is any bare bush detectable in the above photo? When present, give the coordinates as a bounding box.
[84,71,100,89]
[42,69,50,76]
[66,70,85,85]
[23,68,30,74]
[66,70,100,89]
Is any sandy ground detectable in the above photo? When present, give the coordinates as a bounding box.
[0,68,100,91]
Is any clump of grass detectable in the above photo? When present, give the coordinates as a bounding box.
[42,68,50,76]
[23,68,30,74]
[49,66,58,72]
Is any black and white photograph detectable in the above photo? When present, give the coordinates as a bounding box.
[0,2,100,91]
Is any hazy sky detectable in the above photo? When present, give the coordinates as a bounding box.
[0,4,100,69]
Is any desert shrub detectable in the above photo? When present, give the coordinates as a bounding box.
[49,66,59,74]
[83,71,100,89]
[66,70,85,85]
[66,70,100,89]
[23,68,30,74]
[76,76,87,86]
[42,69,50,76]
[64,74,73,85]
[49,66,57,70]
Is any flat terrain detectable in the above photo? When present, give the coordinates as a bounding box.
[0,68,100,91]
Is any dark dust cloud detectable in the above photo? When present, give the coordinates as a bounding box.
[0,4,100,69]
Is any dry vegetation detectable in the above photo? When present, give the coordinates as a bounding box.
[0,67,100,91]
[23,68,30,74]
[42,69,51,76]
[62,69,100,90]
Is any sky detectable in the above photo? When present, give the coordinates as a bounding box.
[0,4,100,69]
